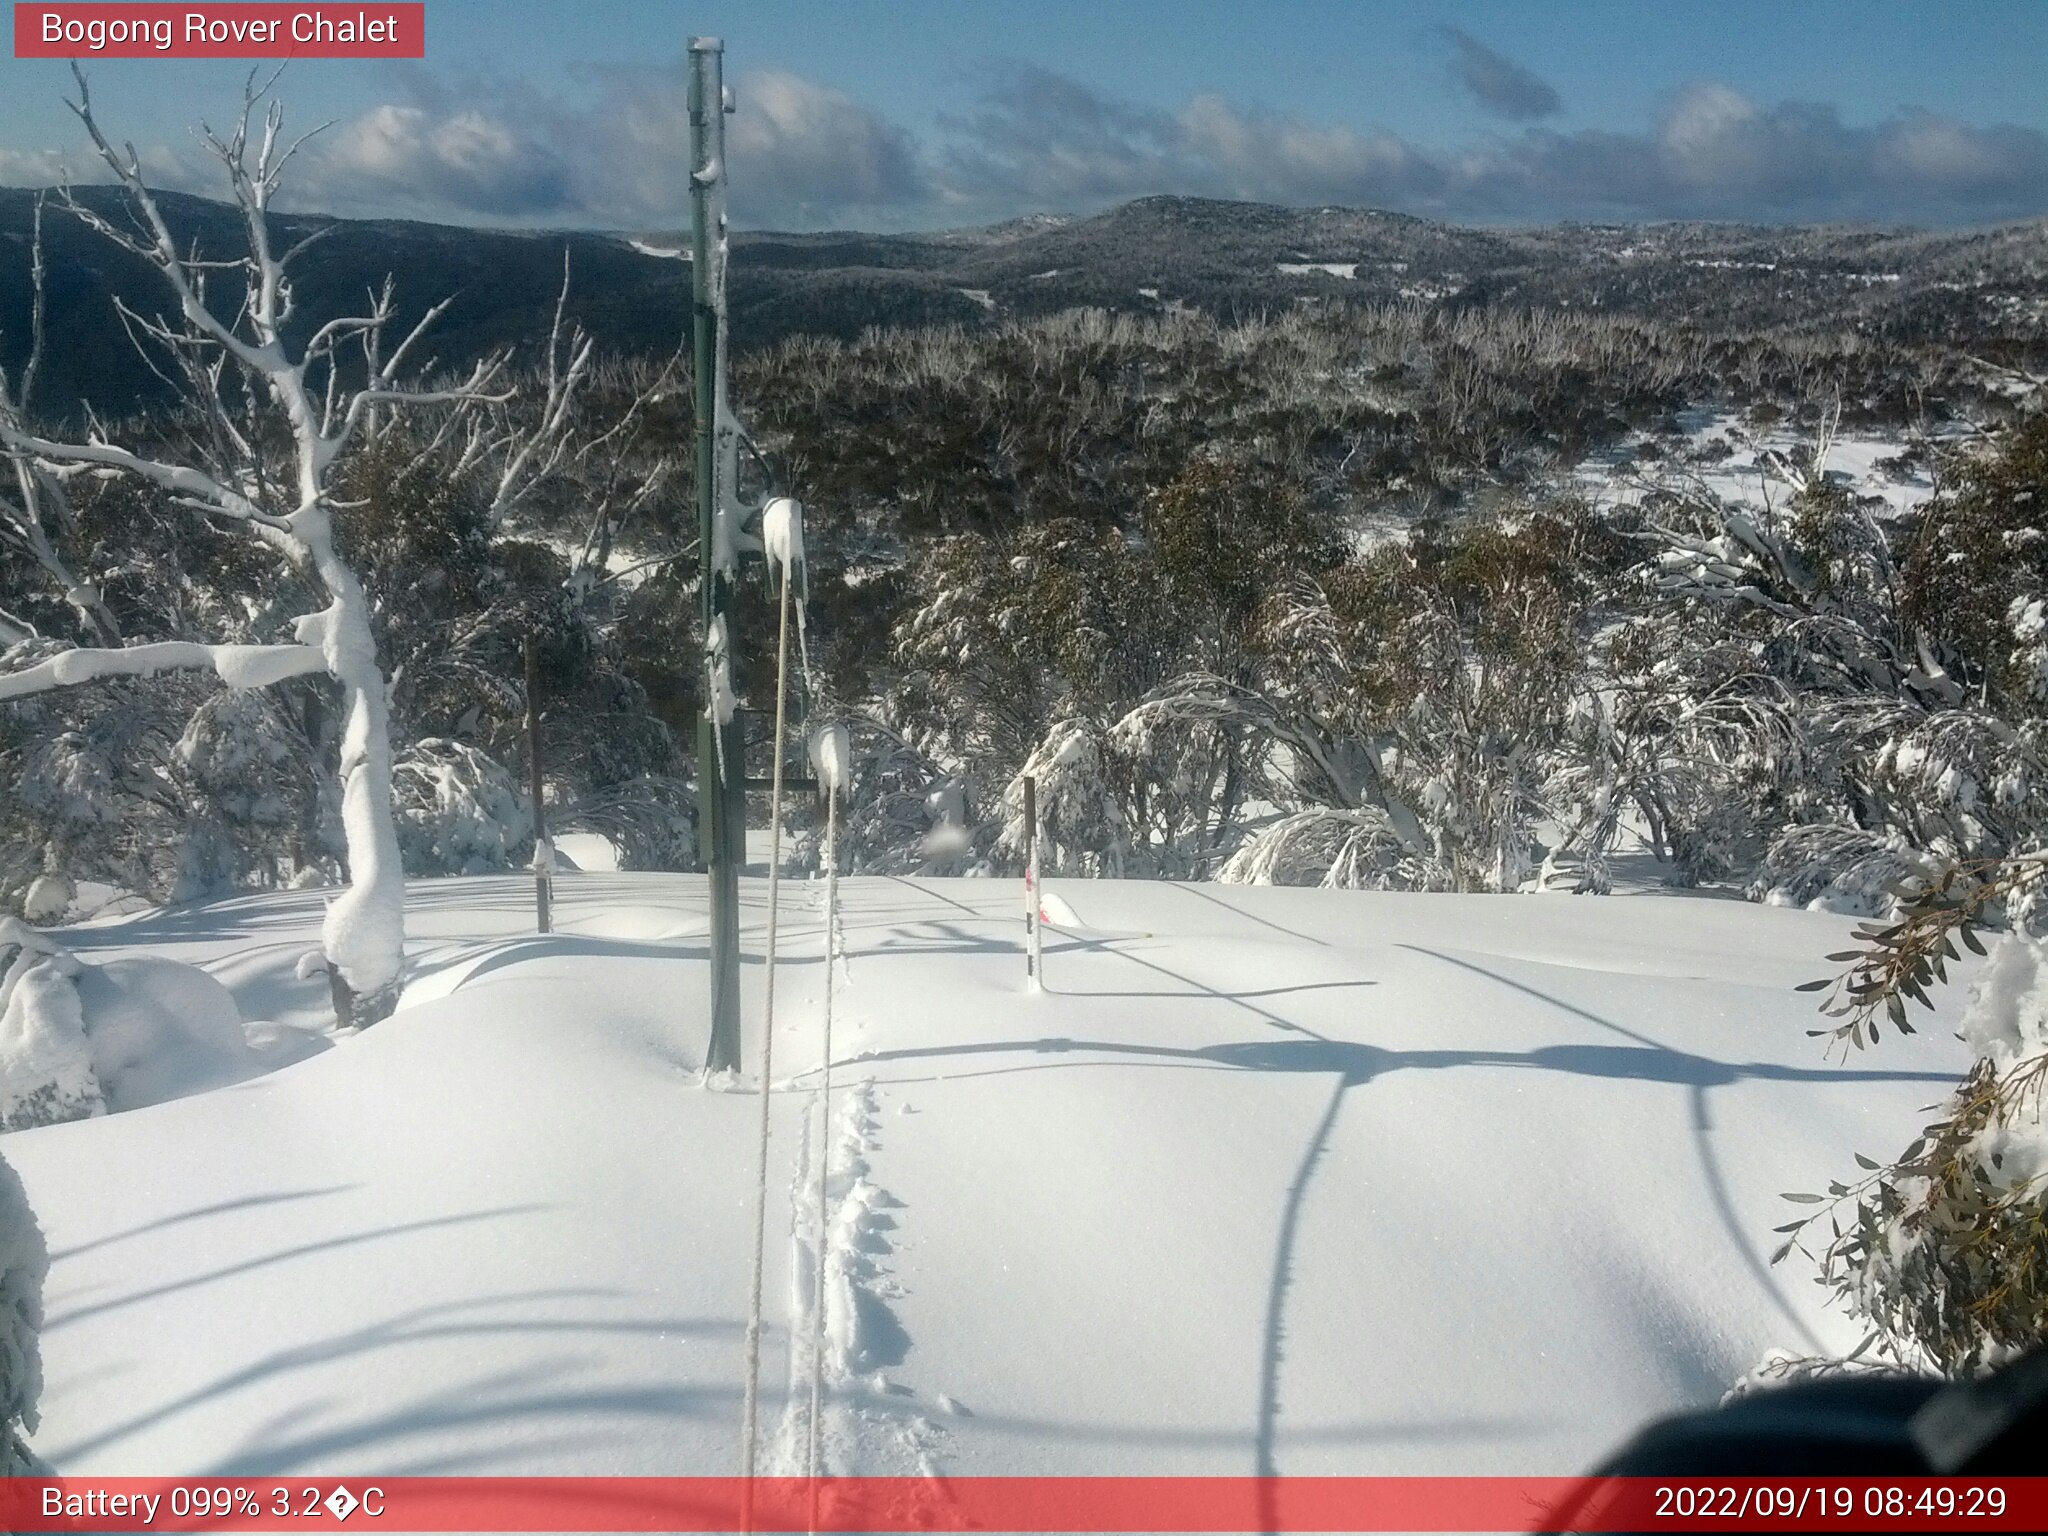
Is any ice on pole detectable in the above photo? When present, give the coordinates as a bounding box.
[809,722,850,797]
[762,496,804,576]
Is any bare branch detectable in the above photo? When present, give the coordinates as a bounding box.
[0,421,285,530]
[20,192,47,412]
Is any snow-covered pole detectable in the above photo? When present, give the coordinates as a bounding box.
[523,636,553,935]
[1024,775,1042,989]
[805,720,849,1504]
[740,516,798,1499]
[691,36,743,1074]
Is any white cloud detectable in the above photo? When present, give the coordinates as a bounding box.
[1177,94,1437,206]
[267,63,928,228]
[297,103,571,219]
[0,148,74,187]
[0,142,203,194]
[939,68,2048,227]
[730,70,927,218]
[8,59,2043,230]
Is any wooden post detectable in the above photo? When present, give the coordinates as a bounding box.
[524,635,552,935]
[1023,775,1041,989]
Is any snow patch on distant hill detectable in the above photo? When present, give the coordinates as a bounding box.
[1577,408,1946,523]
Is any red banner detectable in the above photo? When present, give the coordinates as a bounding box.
[13,4,424,58]
[1,1476,2045,1532]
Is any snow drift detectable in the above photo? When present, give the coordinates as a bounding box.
[1,921,314,1131]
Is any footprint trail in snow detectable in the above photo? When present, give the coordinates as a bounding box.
[768,881,959,1524]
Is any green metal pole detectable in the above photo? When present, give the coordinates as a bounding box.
[691,36,742,1073]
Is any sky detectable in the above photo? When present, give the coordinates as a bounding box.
[4,1,2048,231]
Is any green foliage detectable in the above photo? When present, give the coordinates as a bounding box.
[1903,412,2048,707]
[1800,860,2018,1050]
[1777,1047,2048,1376]
[1144,458,1335,670]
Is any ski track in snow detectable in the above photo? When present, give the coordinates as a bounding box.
[768,882,964,1529]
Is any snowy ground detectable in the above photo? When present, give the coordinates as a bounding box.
[1577,407,1942,523]
[3,874,1972,1480]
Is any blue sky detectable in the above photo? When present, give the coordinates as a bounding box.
[5,1,2048,229]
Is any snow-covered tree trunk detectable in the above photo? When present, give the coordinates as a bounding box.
[302,546,405,1021]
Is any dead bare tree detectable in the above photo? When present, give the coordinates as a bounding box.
[0,68,509,1023]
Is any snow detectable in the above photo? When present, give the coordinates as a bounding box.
[18,878,69,926]
[705,613,737,726]
[809,725,851,797]
[762,496,805,576]
[0,639,325,702]
[69,958,263,1113]
[1580,409,1946,524]
[552,832,623,873]
[1957,927,2048,1069]
[0,873,1973,1478]
[0,939,99,1134]
[1276,262,1357,279]
[3,921,303,1131]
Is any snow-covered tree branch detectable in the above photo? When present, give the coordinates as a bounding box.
[0,639,325,702]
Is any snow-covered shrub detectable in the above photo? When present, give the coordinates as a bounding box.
[555,774,696,873]
[1550,621,1808,888]
[1783,859,2048,1374]
[173,686,339,898]
[1722,1348,1911,1403]
[1103,686,1265,878]
[1,645,339,913]
[16,876,71,926]
[1218,808,1429,890]
[0,919,262,1128]
[1,647,181,914]
[1901,411,2048,707]
[892,518,1168,786]
[0,921,99,1132]
[0,1149,47,1473]
[1768,412,2048,1366]
[1249,510,1600,892]
[1756,825,1925,914]
[391,738,532,876]
[998,717,1128,878]
[814,720,979,876]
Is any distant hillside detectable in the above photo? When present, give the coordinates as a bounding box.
[4,188,2047,419]
[0,187,691,420]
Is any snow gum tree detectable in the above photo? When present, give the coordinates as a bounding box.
[1773,411,2048,1375]
[0,72,507,1022]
